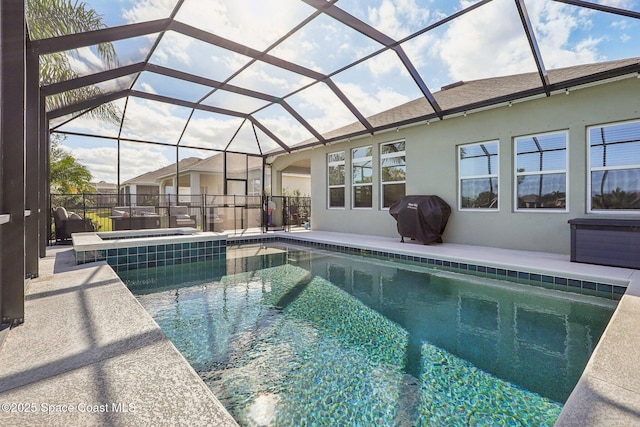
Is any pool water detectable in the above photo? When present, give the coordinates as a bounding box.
[121,243,616,426]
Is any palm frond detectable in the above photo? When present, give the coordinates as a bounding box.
[27,0,121,124]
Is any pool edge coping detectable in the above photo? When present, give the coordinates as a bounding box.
[228,233,631,300]
[555,270,640,426]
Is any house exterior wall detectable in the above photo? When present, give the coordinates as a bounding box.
[200,173,224,195]
[279,77,640,254]
[282,174,311,196]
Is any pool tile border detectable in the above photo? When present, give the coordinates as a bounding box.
[76,239,227,272]
[229,235,626,300]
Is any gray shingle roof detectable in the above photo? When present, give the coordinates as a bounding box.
[304,57,640,146]
[122,157,203,186]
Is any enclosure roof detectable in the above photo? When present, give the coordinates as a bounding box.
[304,56,640,148]
[29,0,640,158]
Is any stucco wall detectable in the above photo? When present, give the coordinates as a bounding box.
[282,174,311,196]
[272,77,640,254]
[200,174,224,195]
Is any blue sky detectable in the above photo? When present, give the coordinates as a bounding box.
[46,0,640,183]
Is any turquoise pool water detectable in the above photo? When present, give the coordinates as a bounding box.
[121,243,616,426]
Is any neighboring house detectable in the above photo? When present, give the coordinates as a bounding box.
[269,58,640,255]
[121,153,310,205]
[91,181,118,205]
[120,157,203,205]
[92,180,117,193]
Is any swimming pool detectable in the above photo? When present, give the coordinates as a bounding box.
[121,243,616,426]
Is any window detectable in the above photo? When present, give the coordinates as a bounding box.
[328,151,345,208]
[352,146,373,208]
[588,120,640,212]
[458,141,499,210]
[380,140,406,209]
[248,178,261,196]
[514,131,568,210]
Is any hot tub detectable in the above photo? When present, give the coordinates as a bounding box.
[72,228,227,272]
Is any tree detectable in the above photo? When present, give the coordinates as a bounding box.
[50,134,94,193]
[26,0,119,193]
[26,0,121,123]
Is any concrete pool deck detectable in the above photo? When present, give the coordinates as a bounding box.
[0,246,238,427]
[0,229,638,426]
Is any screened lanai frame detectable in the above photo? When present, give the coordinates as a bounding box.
[1,0,640,327]
[32,0,640,188]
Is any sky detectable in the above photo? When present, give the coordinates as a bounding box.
[43,0,640,184]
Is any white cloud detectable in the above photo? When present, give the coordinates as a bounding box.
[172,0,313,51]
[337,82,411,118]
[181,115,245,150]
[431,0,533,81]
[228,62,312,97]
[288,83,365,133]
[66,54,92,76]
[368,0,431,40]
[57,99,127,135]
[62,144,171,183]
[102,75,137,93]
[528,1,603,67]
[612,19,630,30]
[152,31,193,67]
[122,0,176,23]
[76,46,105,69]
[430,0,606,83]
[598,0,635,7]
[256,114,313,144]
[119,98,189,142]
[367,49,406,77]
[139,82,157,95]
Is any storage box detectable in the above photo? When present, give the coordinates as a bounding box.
[569,218,640,269]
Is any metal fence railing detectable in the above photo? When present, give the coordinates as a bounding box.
[50,193,311,243]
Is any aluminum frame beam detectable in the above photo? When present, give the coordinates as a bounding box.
[41,62,145,96]
[48,89,130,119]
[170,21,374,133]
[31,19,172,55]
[1,0,26,326]
[303,0,443,119]
[170,21,327,82]
[280,101,326,144]
[52,129,263,158]
[25,42,40,278]
[552,0,640,19]
[130,90,293,152]
[516,0,550,96]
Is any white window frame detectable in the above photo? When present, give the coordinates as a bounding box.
[327,150,345,209]
[458,140,500,211]
[248,178,261,196]
[380,140,406,210]
[513,130,569,213]
[587,119,640,213]
[352,145,373,209]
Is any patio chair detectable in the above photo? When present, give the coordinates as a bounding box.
[111,206,160,230]
[53,206,95,243]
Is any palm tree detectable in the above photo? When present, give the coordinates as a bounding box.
[26,0,121,123]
